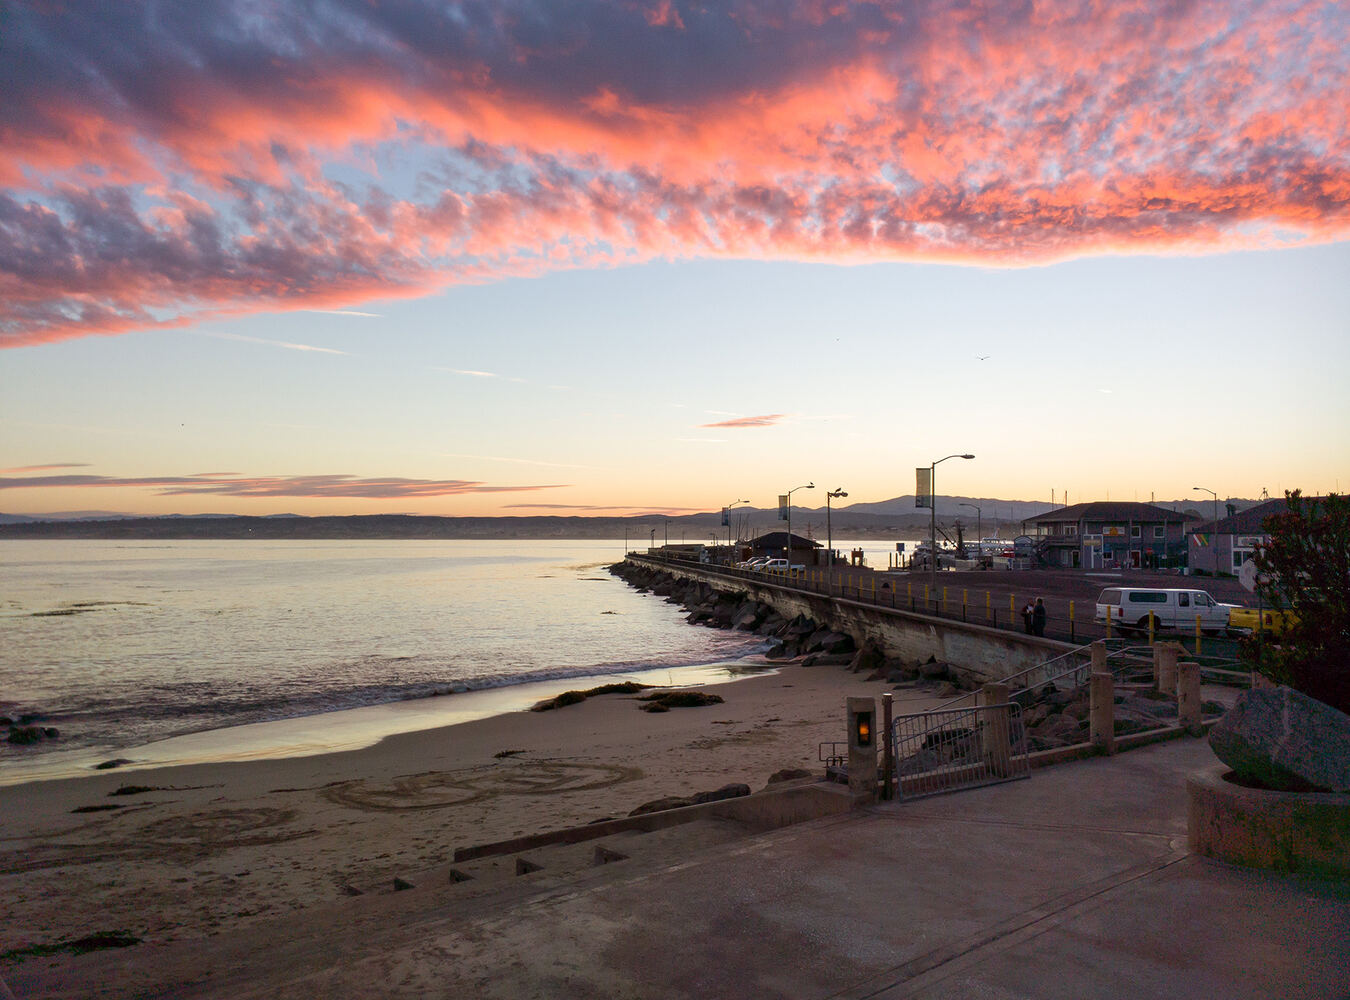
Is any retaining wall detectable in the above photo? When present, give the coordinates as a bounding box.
[628,557,1074,686]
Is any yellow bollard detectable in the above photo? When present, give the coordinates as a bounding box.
[924,584,929,607]
[1148,611,1156,646]
[871,577,876,601]
[1070,600,1075,638]
[1009,593,1015,622]
[943,586,948,611]
[1196,614,1203,657]
[1106,610,1112,638]
[962,589,968,617]
[986,591,992,621]
[907,582,912,601]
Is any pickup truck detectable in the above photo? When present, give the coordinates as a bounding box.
[1228,607,1298,636]
[760,558,805,574]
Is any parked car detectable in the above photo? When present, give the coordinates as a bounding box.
[737,556,771,571]
[760,558,805,574]
[1227,607,1298,636]
[1094,587,1239,634]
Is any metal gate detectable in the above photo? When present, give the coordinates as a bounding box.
[889,703,1030,800]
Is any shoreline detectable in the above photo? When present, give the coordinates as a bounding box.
[0,660,940,962]
[0,656,776,788]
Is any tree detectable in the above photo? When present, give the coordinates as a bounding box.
[1251,491,1350,713]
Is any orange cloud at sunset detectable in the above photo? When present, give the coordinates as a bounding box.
[2,0,1347,347]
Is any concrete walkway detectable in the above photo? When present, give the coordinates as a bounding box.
[11,739,1349,999]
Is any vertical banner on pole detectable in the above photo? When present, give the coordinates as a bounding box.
[778,495,789,521]
[721,507,729,527]
[915,468,932,508]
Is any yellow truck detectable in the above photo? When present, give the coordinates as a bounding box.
[1227,606,1298,636]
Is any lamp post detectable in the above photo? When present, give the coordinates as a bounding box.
[959,502,981,556]
[785,483,814,566]
[726,498,749,562]
[1193,486,1219,576]
[826,488,847,569]
[930,454,975,589]
[650,527,656,552]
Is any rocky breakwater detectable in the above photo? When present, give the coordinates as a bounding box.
[610,561,957,684]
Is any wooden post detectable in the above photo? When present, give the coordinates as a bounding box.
[1195,614,1203,657]
[1178,661,1203,735]
[1147,611,1156,646]
[1091,639,1108,674]
[1090,669,1115,754]
[981,683,1013,777]
[1154,642,1180,695]
[881,692,894,799]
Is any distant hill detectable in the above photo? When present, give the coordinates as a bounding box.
[0,497,1268,540]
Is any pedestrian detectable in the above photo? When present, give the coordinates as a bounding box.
[1021,601,1034,633]
[1032,597,1047,637]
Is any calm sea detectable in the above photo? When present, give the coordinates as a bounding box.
[0,539,766,774]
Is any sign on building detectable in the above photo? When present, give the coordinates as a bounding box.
[1083,534,1103,547]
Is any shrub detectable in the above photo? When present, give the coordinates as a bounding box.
[1252,490,1350,713]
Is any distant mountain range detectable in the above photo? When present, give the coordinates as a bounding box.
[0,496,1255,540]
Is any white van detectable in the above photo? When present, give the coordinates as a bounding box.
[1094,588,1239,634]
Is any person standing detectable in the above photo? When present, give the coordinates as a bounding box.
[1032,597,1047,637]
[1022,601,1034,633]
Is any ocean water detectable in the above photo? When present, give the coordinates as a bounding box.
[0,539,766,771]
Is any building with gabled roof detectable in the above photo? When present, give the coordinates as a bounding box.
[1187,496,1305,577]
[1023,501,1200,570]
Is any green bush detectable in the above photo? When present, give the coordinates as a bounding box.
[1252,491,1350,713]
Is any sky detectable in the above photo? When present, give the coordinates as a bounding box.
[2,0,1348,518]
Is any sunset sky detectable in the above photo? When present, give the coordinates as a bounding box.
[2,0,1348,517]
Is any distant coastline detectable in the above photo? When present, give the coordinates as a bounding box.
[0,512,945,540]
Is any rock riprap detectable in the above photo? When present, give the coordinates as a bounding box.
[1209,685,1350,793]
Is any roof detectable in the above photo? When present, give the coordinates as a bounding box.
[749,531,822,549]
[1191,496,1319,535]
[1025,501,1200,525]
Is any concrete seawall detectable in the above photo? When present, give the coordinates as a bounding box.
[627,556,1077,686]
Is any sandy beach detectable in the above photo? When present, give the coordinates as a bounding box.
[0,662,942,968]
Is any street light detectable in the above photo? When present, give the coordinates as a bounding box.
[1193,486,1219,577]
[785,483,814,565]
[930,454,975,589]
[826,488,847,569]
[650,527,656,552]
[959,502,981,556]
[725,498,749,562]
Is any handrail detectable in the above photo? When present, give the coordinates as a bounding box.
[943,640,1154,709]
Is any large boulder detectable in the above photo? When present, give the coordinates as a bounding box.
[1209,686,1350,793]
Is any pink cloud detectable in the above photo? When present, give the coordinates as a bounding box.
[699,414,788,428]
[2,1,1347,346]
[0,473,567,499]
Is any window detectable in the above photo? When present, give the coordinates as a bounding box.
[1178,593,1190,607]
[1066,525,1078,536]
[1127,592,1168,603]
[1234,550,1249,570]
[1097,589,1122,605]
[1153,526,1165,539]
[1131,525,1142,538]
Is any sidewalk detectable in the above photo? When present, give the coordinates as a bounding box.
[10,739,1348,999]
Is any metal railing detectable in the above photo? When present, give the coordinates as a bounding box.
[890,703,1030,800]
